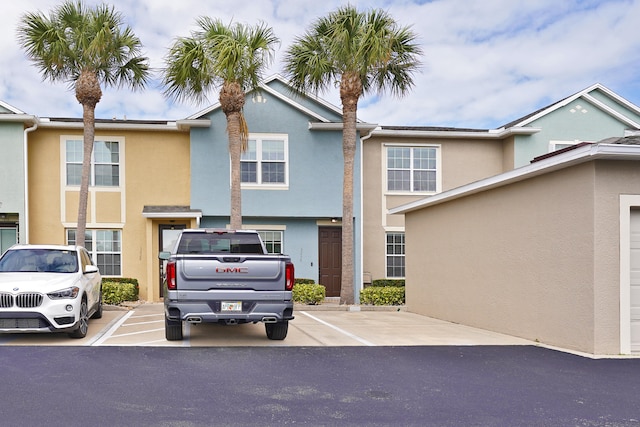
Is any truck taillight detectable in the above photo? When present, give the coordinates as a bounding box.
[285,262,295,291]
[166,261,177,290]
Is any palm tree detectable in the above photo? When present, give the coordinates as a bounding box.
[162,18,279,230]
[283,6,422,304]
[17,1,150,247]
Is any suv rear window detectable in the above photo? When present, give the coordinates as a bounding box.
[177,233,265,255]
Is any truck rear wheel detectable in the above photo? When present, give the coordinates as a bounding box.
[265,321,288,340]
[165,316,183,341]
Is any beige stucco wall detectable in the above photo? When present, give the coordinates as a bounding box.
[362,135,506,283]
[27,127,191,302]
[403,159,640,355]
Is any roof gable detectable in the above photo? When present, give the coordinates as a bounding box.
[0,100,25,115]
[501,84,640,130]
[187,74,345,123]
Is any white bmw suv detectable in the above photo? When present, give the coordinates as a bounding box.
[0,245,102,338]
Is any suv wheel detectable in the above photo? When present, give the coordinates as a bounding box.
[91,293,103,319]
[69,299,89,339]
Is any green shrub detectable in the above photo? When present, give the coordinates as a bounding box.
[360,286,405,305]
[102,277,139,299]
[294,278,315,285]
[293,283,326,304]
[371,279,405,287]
[102,280,138,305]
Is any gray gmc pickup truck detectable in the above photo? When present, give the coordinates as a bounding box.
[159,229,295,341]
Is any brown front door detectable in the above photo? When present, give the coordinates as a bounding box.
[318,226,342,297]
[159,224,186,297]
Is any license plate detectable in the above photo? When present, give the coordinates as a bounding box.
[221,301,242,312]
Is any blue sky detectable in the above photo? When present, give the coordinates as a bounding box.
[2,0,640,129]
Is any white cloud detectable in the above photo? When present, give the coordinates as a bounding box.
[3,0,640,129]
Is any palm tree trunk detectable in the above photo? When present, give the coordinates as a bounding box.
[76,103,96,248]
[340,109,357,305]
[227,111,243,230]
[340,101,359,305]
[339,71,362,305]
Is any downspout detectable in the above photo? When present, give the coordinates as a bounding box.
[23,119,38,244]
[357,127,377,304]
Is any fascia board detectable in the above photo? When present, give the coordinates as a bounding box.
[263,73,345,118]
[581,93,640,129]
[35,119,207,132]
[308,122,378,132]
[260,84,333,122]
[513,92,585,127]
[0,100,25,114]
[142,211,203,219]
[187,102,221,120]
[175,119,211,131]
[367,127,540,139]
[592,84,640,118]
[0,114,37,125]
[390,143,640,215]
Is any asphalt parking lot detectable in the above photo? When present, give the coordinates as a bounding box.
[3,304,640,426]
[0,302,534,348]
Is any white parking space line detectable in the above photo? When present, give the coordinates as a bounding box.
[90,311,134,346]
[121,320,164,327]
[299,311,375,346]
[109,328,165,338]
[129,313,163,319]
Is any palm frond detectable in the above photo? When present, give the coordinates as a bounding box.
[17,0,150,91]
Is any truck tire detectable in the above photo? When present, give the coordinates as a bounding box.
[265,321,288,340]
[165,316,183,341]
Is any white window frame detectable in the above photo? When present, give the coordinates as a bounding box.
[257,230,284,254]
[240,133,289,190]
[385,232,405,278]
[66,229,122,276]
[549,140,589,153]
[63,136,123,188]
[384,143,441,195]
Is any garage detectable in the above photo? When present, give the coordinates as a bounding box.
[394,140,640,356]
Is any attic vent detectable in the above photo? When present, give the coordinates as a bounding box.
[570,104,588,114]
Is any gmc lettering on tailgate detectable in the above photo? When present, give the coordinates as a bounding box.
[215,267,249,273]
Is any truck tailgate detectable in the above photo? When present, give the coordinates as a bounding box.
[177,255,288,291]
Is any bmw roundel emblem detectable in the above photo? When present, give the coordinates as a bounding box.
[13,287,19,292]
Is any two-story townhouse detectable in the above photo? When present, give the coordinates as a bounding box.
[0,101,36,253]
[362,83,640,285]
[26,117,208,302]
[187,75,375,300]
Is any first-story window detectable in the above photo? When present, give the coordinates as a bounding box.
[258,230,283,254]
[67,229,122,276]
[386,232,405,278]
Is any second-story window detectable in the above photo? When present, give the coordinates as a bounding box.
[66,139,120,187]
[386,146,438,193]
[241,134,288,188]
